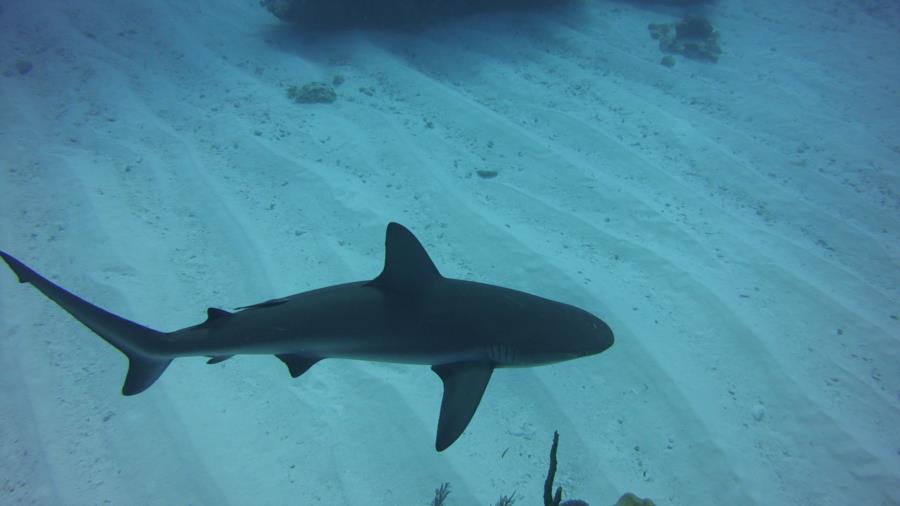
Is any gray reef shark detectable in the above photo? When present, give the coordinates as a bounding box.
[0,222,614,451]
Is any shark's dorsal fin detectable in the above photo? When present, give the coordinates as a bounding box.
[276,354,321,378]
[431,361,494,452]
[207,308,231,319]
[199,308,233,330]
[369,222,442,293]
[207,308,231,320]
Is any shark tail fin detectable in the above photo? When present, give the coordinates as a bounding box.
[1,251,172,395]
[121,352,172,396]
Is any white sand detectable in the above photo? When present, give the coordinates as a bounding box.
[1,0,898,504]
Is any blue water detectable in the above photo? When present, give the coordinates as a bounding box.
[0,0,898,505]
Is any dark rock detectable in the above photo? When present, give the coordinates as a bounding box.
[260,0,571,28]
[614,493,656,506]
[629,0,711,4]
[648,14,721,63]
[647,22,671,40]
[287,82,337,104]
[676,15,714,39]
[15,60,33,75]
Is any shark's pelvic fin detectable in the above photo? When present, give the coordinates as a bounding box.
[276,354,321,378]
[205,354,319,378]
[431,361,494,452]
[0,251,172,396]
[369,222,442,294]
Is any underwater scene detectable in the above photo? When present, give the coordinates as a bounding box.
[0,0,897,504]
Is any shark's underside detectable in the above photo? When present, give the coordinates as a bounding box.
[1,222,613,451]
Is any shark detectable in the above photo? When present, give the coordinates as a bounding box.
[0,222,614,451]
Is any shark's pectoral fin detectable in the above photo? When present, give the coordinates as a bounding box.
[276,354,321,378]
[206,355,233,364]
[431,361,494,452]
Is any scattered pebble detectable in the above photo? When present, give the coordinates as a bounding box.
[751,404,766,421]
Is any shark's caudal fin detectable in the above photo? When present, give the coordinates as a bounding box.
[1,251,171,395]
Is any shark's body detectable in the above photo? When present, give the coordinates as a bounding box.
[1,222,613,450]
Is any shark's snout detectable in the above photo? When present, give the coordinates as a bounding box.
[590,317,615,354]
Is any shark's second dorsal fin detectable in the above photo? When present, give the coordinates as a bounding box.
[369,222,442,293]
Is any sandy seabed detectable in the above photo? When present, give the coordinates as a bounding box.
[1,0,898,504]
